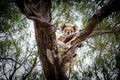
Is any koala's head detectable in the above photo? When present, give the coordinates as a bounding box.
[61,24,76,35]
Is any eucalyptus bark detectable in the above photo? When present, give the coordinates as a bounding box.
[15,0,68,80]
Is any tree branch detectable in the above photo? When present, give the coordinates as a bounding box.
[2,63,9,80]
[88,29,120,38]
[71,0,120,45]
[15,0,52,27]
[22,56,37,80]
[0,58,21,65]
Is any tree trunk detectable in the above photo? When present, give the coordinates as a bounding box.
[15,0,68,80]
[34,21,68,80]
[33,1,68,80]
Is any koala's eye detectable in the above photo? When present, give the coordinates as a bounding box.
[69,30,74,34]
[63,29,74,35]
[66,30,69,34]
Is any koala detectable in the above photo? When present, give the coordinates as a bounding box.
[62,24,76,35]
[57,24,78,71]
[58,24,77,44]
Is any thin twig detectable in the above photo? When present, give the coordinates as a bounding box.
[0,58,21,65]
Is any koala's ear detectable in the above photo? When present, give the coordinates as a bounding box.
[73,25,77,32]
[61,24,66,31]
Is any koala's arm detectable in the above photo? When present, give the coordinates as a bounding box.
[57,39,68,49]
[64,33,76,43]
[58,35,66,42]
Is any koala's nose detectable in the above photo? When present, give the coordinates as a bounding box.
[67,31,70,35]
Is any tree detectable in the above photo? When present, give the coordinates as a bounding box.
[0,0,120,80]
[1,0,120,80]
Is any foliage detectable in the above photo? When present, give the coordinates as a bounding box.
[0,0,120,80]
[52,0,120,80]
[0,0,43,80]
